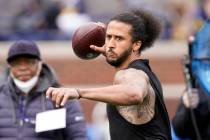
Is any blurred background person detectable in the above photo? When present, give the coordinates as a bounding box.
[189,0,210,35]
[56,0,91,37]
[202,0,210,19]
[11,0,68,40]
[168,0,197,40]
[0,40,88,140]
[12,0,44,34]
[172,19,210,140]
[122,0,175,40]
[172,1,210,139]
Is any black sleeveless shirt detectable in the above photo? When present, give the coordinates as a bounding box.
[107,59,172,140]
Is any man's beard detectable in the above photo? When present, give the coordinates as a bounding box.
[106,47,132,67]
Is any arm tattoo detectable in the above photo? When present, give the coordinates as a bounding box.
[114,68,156,124]
[117,86,155,124]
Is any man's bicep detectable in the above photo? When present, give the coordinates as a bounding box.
[114,68,150,97]
[115,68,148,85]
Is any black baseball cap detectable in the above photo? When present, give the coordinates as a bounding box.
[7,40,41,63]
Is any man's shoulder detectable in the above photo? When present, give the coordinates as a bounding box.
[115,68,149,83]
[0,83,9,96]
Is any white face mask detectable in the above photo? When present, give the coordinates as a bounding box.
[10,62,42,94]
[12,75,39,94]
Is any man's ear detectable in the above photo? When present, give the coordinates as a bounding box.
[133,41,142,52]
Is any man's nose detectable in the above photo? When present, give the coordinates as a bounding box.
[106,38,116,49]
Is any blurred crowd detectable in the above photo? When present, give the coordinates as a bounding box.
[0,0,90,40]
[0,0,208,41]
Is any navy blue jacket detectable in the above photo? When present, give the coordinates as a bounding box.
[0,64,87,140]
[172,88,210,140]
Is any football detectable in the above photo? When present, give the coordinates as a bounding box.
[72,22,106,60]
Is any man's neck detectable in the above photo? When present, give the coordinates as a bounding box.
[115,57,140,72]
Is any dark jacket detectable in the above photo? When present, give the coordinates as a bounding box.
[0,63,87,140]
[172,88,210,140]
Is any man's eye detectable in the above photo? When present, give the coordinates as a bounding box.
[116,36,122,41]
[28,60,36,64]
[106,35,111,40]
